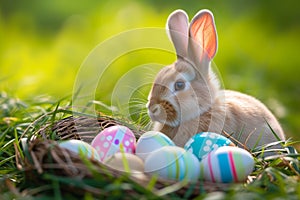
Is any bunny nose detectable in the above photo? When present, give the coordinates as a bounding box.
[149,104,161,116]
[147,99,162,117]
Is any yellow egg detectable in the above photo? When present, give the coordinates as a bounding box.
[104,152,144,172]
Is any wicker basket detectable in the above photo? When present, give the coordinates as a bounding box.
[16,115,234,198]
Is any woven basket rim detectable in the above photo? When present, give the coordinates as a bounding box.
[16,116,243,197]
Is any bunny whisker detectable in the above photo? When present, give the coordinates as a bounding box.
[146,9,285,149]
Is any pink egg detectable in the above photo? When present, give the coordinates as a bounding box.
[91,125,136,161]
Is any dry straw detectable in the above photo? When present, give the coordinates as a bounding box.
[16,115,234,198]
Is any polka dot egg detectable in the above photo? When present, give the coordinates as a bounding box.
[91,125,136,161]
[184,132,235,161]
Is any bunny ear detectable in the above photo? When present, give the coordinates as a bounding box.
[167,9,189,58]
[189,9,217,62]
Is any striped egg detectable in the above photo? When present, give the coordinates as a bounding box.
[59,140,100,161]
[135,131,175,161]
[91,125,136,161]
[144,146,200,182]
[200,146,254,183]
[184,132,235,161]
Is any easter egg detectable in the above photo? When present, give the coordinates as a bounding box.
[200,146,254,183]
[144,146,200,182]
[135,131,175,161]
[104,152,144,172]
[91,125,136,161]
[59,140,100,161]
[184,132,235,161]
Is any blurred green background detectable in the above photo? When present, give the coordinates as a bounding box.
[0,0,299,139]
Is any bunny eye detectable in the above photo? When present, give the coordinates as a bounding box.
[174,80,185,91]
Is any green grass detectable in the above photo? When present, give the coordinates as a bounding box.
[0,92,299,199]
[0,0,299,140]
[0,1,300,199]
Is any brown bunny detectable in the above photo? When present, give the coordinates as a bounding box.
[147,9,285,148]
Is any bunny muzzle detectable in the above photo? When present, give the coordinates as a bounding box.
[147,92,179,127]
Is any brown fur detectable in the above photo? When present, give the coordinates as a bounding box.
[153,90,284,148]
[147,9,285,149]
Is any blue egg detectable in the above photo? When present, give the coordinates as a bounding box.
[184,132,234,161]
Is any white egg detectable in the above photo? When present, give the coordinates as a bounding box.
[144,146,200,182]
[59,140,100,161]
[200,146,254,183]
[135,131,175,161]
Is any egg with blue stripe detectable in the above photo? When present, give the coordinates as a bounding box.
[184,132,235,161]
[59,140,100,161]
[144,146,200,182]
[135,131,175,161]
[200,146,254,183]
